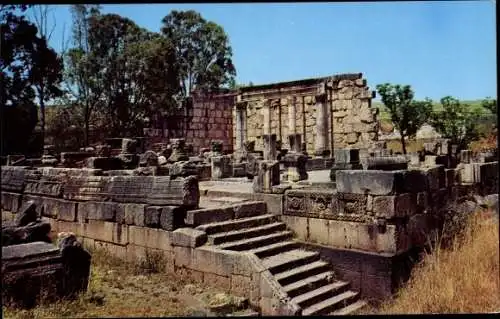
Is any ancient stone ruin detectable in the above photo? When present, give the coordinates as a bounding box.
[1,73,498,316]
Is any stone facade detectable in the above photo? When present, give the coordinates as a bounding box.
[234,73,378,155]
[143,73,377,157]
[144,89,236,154]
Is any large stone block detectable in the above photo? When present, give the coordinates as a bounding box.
[372,193,417,218]
[185,207,234,226]
[78,201,119,222]
[360,156,408,171]
[334,149,360,164]
[148,176,200,209]
[63,176,111,201]
[82,220,128,245]
[42,198,77,221]
[337,193,367,216]
[211,155,232,180]
[1,192,22,212]
[128,225,172,251]
[118,203,146,225]
[253,160,280,193]
[171,228,207,248]
[191,246,240,276]
[1,166,28,193]
[336,170,406,195]
[24,173,64,198]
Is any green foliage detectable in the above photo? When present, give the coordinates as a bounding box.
[376,83,433,154]
[161,10,236,97]
[430,96,483,149]
[84,13,180,137]
[481,97,497,114]
[1,4,59,155]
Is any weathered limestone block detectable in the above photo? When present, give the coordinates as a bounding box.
[78,201,120,222]
[24,173,64,198]
[246,153,263,179]
[63,176,111,201]
[57,233,91,298]
[2,242,63,308]
[42,198,77,221]
[334,149,360,164]
[1,166,28,193]
[360,156,409,171]
[282,153,308,182]
[171,228,207,248]
[168,138,189,162]
[372,193,417,218]
[169,161,199,177]
[336,193,367,216]
[253,161,280,193]
[139,150,159,167]
[14,200,38,226]
[121,138,137,154]
[1,192,22,212]
[2,220,52,247]
[336,170,407,195]
[148,176,200,209]
[211,155,232,180]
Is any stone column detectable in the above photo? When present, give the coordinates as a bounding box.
[287,97,301,153]
[314,85,330,158]
[263,134,277,161]
[235,101,247,151]
[262,99,271,136]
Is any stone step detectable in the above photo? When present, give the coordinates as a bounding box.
[283,271,337,298]
[208,222,287,245]
[274,260,331,286]
[226,309,260,317]
[248,241,300,259]
[332,299,368,315]
[291,281,351,309]
[217,231,293,251]
[302,290,359,316]
[197,214,278,235]
[262,249,320,275]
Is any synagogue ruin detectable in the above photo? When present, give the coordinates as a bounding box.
[2,72,498,316]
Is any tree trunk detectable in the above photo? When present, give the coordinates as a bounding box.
[40,94,45,147]
[401,134,407,155]
[84,105,89,147]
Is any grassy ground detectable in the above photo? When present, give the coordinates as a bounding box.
[2,248,238,318]
[366,209,500,314]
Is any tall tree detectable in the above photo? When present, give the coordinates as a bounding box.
[86,13,180,136]
[430,97,483,149]
[29,5,63,145]
[161,10,236,99]
[376,83,433,154]
[1,5,58,155]
[63,4,102,146]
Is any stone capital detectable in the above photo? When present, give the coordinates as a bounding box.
[235,101,247,110]
[315,93,328,103]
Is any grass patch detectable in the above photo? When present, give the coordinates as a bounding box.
[374,209,499,314]
[2,247,225,318]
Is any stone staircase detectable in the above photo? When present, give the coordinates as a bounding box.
[195,210,367,315]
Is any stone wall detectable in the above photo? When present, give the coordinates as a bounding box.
[143,90,236,154]
[235,73,378,155]
[0,166,297,316]
[282,162,498,254]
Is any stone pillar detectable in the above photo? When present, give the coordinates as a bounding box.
[314,85,330,158]
[235,101,247,151]
[211,155,232,180]
[252,160,280,193]
[287,97,301,153]
[263,134,277,161]
[262,99,271,135]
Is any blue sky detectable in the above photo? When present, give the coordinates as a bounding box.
[33,1,496,101]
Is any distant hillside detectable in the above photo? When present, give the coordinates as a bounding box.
[373,99,492,120]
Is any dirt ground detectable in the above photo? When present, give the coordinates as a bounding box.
[2,248,249,318]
